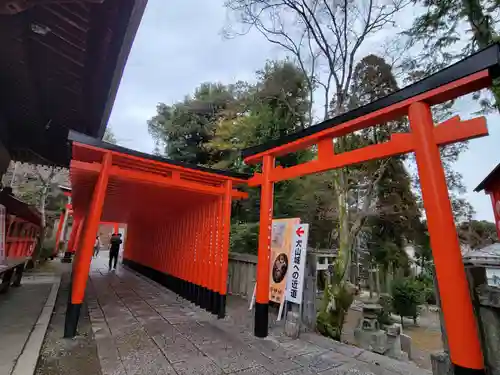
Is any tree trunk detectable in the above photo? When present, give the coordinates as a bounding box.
[39,185,48,229]
[375,267,381,295]
[354,246,360,285]
[369,267,374,299]
[461,0,500,108]
[335,167,350,283]
[30,185,49,265]
[386,262,394,292]
[462,0,494,49]
[10,161,18,187]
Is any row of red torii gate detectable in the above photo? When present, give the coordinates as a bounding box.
[60,44,500,375]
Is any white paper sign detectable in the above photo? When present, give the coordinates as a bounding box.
[285,224,309,304]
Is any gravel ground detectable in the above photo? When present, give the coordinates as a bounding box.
[342,297,444,370]
[35,262,102,375]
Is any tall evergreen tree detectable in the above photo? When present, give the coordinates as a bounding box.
[148,83,236,165]
[457,219,498,250]
[367,160,420,272]
[404,0,500,110]
[207,61,314,224]
[346,55,421,277]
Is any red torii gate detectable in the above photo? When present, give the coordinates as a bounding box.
[475,163,500,239]
[64,132,248,337]
[244,44,500,375]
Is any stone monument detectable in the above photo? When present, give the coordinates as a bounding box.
[354,303,388,354]
[354,303,409,360]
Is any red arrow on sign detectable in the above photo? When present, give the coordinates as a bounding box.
[296,226,304,237]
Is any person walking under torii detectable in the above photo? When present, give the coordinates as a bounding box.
[109,233,122,270]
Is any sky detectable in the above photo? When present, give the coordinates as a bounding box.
[107,0,500,222]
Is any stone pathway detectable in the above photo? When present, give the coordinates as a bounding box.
[0,271,57,375]
[87,256,430,375]
[35,263,102,375]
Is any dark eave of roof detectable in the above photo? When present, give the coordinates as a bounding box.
[0,0,148,167]
[242,43,500,159]
[68,131,251,180]
[474,162,500,192]
[94,0,147,139]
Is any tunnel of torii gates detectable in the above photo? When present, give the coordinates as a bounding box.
[64,44,500,374]
[63,131,250,339]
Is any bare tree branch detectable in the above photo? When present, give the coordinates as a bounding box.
[225,0,410,283]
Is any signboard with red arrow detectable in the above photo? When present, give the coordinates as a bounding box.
[295,226,305,237]
[285,223,309,305]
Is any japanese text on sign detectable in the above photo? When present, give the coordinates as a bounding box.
[286,224,309,304]
[270,286,283,302]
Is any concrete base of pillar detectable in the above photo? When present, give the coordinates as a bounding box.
[285,303,301,339]
[430,352,452,375]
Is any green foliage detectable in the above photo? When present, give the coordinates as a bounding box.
[350,56,421,273]
[370,241,410,275]
[148,83,237,165]
[391,278,424,325]
[415,272,437,305]
[147,62,317,252]
[338,55,420,280]
[402,1,495,224]
[377,293,394,326]
[421,285,437,306]
[404,0,500,111]
[457,219,498,250]
[205,61,312,169]
[230,222,259,254]
[205,61,320,247]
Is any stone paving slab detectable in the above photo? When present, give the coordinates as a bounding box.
[87,257,430,375]
[0,273,54,375]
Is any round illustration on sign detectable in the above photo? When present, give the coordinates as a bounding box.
[272,253,289,283]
